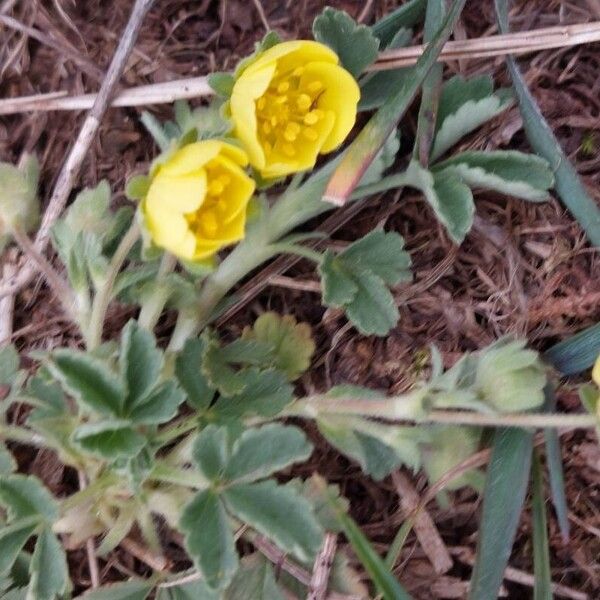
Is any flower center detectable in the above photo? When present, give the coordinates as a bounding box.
[185,161,232,240]
[255,67,325,158]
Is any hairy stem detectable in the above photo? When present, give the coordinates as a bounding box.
[137,251,177,330]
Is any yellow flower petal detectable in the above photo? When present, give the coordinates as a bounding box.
[210,155,255,224]
[300,62,360,153]
[159,141,223,176]
[242,40,338,79]
[593,355,600,387]
[143,203,196,259]
[230,62,277,170]
[146,171,207,214]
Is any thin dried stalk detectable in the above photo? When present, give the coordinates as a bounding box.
[308,533,338,600]
[0,0,155,300]
[1,21,599,115]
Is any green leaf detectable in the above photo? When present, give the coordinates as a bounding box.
[407,160,474,243]
[469,428,533,600]
[0,444,16,475]
[180,489,238,590]
[175,338,215,411]
[120,320,163,410]
[325,0,467,204]
[212,369,293,421]
[495,0,600,246]
[319,231,411,335]
[359,130,402,184]
[0,476,57,521]
[77,579,155,600]
[208,72,235,97]
[313,8,379,77]
[476,339,546,412]
[224,480,323,562]
[0,519,39,574]
[531,451,552,600]
[48,350,124,417]
[431,75,512,160]
[26,374,68,421]
[140,111,171,152]
[543,322,600,375]
[192,425,229,481]
[202,338,252,396]
[241,313,315,380]
[27,528,68,600]
[125,175,150,201]
[0,345,19,386]
[73,421,146,459]
[370,0,426,45]
[225,553,285,600]
[435,150,553,201]
[127,381,185,425]
[340,230,412,285]
[224,424,312,484]
[322,485,412,600]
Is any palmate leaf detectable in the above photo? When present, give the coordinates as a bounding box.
[223,480,323,563]
[224,554,285,600]
[313,8,379,77]
[241,313,315,381]
[191,425,229,482]
[0,475,57,522]
[175,338,215,411]
[0,519,39,575]
[77,579,155,600]
[370,0,426,45]
[179,489,238,590]
[73,421,146,459]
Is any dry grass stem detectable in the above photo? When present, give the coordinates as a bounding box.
[2,21,599,115]
[308,532,338,600]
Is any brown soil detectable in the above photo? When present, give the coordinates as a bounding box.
[1,0,599,598]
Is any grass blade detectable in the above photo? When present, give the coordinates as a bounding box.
[531,450,553,600]
[494,0,600,246]
[324,487,412,600]
[542,322,600,375]
[468,428,533,600]
[324,0,467,205]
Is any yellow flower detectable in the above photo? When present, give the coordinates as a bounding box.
[229,40,360,179]
[141,141,255,261]
[593,355,600,390]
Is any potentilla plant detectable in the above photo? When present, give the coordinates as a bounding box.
[0,5,595,599]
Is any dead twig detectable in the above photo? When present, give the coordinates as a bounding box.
[0,0,155,301]
[308,533,338,600]
[78,471,100,588]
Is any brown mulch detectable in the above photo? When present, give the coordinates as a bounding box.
[1,0,599,598]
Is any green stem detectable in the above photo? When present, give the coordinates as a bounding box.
[149,461,209,490]
[138,252,177,330]
[0,424,47,447]
[87,222,140,349]
[154,414,199,446]
[60,471,119,512]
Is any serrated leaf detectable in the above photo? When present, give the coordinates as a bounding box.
[219,339,274,366]
[192,425,229,481]
[77,579,154,600]
[202,339,252,396]
[319,250,358,306]
[225,553,285,600]
[435,150,553,201]
[27,528,68,600]
[26,374,68,421]
[73,421,146,459]
[0,519,39,575]
[313,8,379,78]
[180,489,238,590]
[242,313,315,380]
[128,381,185,425]
[224,424,312,484]
[340,230,412,285]
[224,480,323,562]
[0,476,57,521]
[431,75,512,160]
[468,428,533,600]
[49,350,124,417]
[175,338,215,411]
[208,72,235,97]
[212,369,293,421]
[120,320,163,410]
[407,160,474,243]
